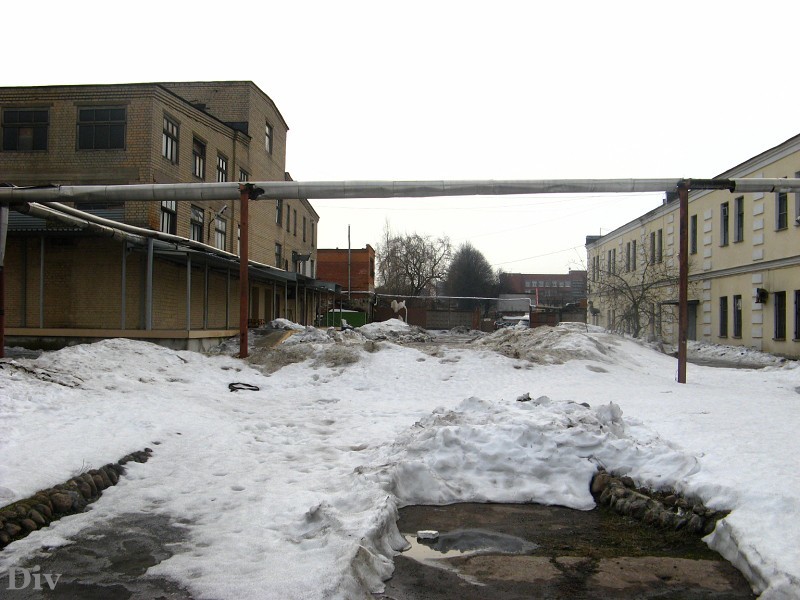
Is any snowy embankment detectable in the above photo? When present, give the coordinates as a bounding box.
[0,321,798,598]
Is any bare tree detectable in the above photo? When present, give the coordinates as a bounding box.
[376,223,451,299]
[589,241,693,339]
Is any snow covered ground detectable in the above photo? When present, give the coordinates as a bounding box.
[1,321,798,598]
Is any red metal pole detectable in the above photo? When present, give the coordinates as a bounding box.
[677,183,689,383]
[238,185,250,359]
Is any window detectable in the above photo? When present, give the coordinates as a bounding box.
[795,290,800,340]
[237,225,241,256]
[162,116,178,163]
[286,204,291,232]
[690,215,697,254]
[239,169,249,182]
[160,200,177,235]
[631,240,636,270]
[190,205,204,242]
[216,155,228,182]
[734,196,744,242]
[719,296,728,337]
[733,295,743,338]
[656,229,663,263]
[275,243,282,267]
[275,199,283,225]
[607,250,613,274]
[774,291,786,340]
[625,242,631,272]
[293,209,297,236]
[720,202,729,246]
[311,222,315,247]
[265,122,273,154]
[214,216,227,250]
[303,216,307,242]
[192,138,206,179]
[776,191,788,230]
[2,108,48,151]
[78,107,126,149]
[649,231,656,265]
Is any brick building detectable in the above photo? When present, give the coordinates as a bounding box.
[500,270,587,307]
[316,245,376,320]
[1,81,325,349]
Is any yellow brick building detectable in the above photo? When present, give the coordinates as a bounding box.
[1,81,328,350]
[586,134,800,359]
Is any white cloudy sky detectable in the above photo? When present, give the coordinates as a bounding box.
[6,0,800,272]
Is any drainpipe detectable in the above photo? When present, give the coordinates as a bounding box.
[145,238,153,331]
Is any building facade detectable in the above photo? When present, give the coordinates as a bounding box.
[586,133,800,358]
[316,245,376,320]
[500,270,587,307]
[1,81,323,349]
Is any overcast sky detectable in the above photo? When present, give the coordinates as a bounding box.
[6,1,800,273]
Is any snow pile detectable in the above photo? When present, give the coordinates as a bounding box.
[2,327,800,598]
[269,318,306,331]
[687,340,794,368]
[365,396,697,510]
[358,318,432,343]
[477,322,613,364]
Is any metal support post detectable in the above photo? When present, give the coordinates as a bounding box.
[677,183,689,383]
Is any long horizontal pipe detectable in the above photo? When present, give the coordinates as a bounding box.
[2,178,800,203]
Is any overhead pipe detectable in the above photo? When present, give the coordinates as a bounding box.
[4,178,800,204]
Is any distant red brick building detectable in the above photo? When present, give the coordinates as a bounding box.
[316,245,376,316]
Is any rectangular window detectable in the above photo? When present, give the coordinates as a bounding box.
[293,209,297,236]
[690,214,697,254]
[190,205,204,242]
[625,242,631,272]
[77,107,126,150]
[239,169,249,182]
[607,250,613,274]
[776,191,788,230]
[192,138,206,179]
[216,155,228,182]
[795,290,800,340]
[733,294,743,338]
[720,202,729,246]
[214,216,227,250]
[303,216,307,242]
[275,243,282,268]
[734,196,744,242]
[656,229,663,263]
[649,231,656,264]
[2,108,48,151]
[162,116,178,163]
[311,221,315,247]
[719,296,728,337]
[275,199,283,225]
[160,200,177,235]
[286,204,291,232]
[237,225,241,256]
[631,240,636,270]
[774,291,787,340]
[265,122,273,154]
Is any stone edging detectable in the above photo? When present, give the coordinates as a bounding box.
[591,468,729,536]
[0,448,152,550]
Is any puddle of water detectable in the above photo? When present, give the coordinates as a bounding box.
[400,529,539,586]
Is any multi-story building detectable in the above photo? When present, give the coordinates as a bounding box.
[586,133,800,358]
[500,270,587,307]
[0,81,323,349]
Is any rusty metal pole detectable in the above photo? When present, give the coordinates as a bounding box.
[677,182,689,383]
[238,185,250,359]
